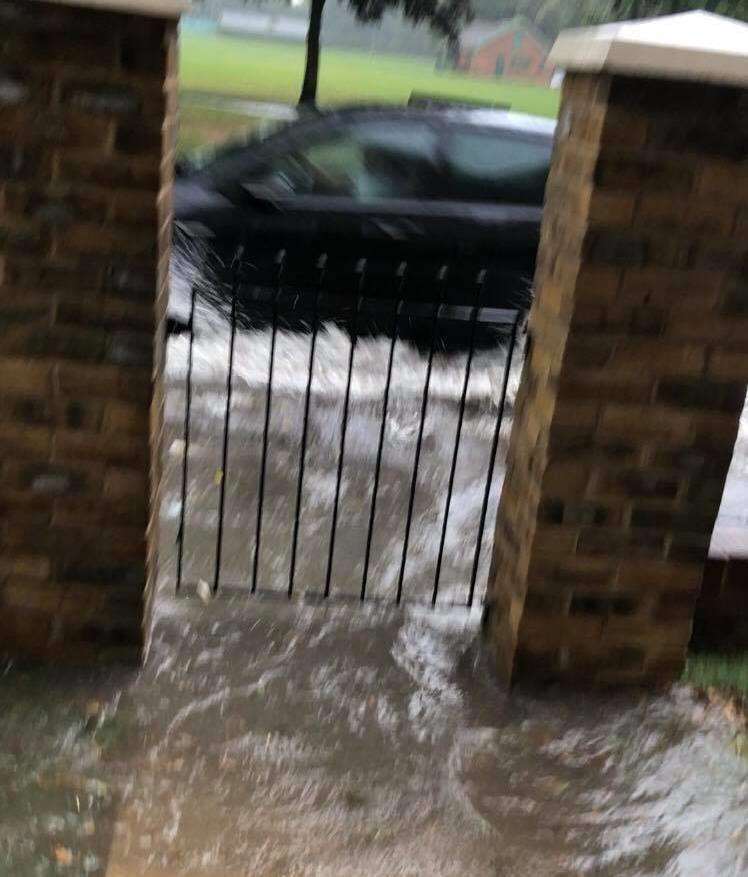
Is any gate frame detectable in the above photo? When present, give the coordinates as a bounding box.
[174,241,524,608]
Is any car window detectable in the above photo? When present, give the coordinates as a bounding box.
[198,119,314,189]
[244,119,444,201]
[274,137,366,196]
[445,129,551,205]
[348,120,443,200]
[187,117,294,175]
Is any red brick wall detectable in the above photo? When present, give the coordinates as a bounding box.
[0,0,178,663]
[458,30,551,85]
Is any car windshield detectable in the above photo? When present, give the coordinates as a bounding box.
[183,115,295,174]
[230,119,444,200]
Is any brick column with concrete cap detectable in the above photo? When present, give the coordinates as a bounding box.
[0,0,185,662]
[487,12,748,686]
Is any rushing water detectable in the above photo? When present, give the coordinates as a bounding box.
[163,240,525,605]
[2,598,748,876]
[1,254,747,875]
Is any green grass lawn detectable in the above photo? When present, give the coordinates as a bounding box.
[180,32,560,117]
[683,654,748,698]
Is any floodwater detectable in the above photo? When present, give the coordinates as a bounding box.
[2,254,748,876]
[3,599,748,876]
[162,242,524,605]
[163,328,519,605]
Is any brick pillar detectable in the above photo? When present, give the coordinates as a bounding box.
[488,12,748,686]
[0,0,182,662]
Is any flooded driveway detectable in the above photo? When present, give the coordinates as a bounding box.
[2,261,748,876]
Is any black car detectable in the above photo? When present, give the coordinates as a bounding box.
[172,105,555,342]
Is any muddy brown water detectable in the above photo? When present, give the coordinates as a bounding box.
[2,286,748,876]
[3,599,748,876]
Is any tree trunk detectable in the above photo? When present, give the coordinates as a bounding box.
[299,0,326,107]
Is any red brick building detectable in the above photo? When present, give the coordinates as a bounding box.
[454,18,553,85]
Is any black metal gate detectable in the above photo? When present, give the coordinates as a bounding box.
[172,240,524,608]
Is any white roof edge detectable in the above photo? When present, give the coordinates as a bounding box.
[549,11,748,87]
[38,0,188,19]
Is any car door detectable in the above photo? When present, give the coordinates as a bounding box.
[439,124,553,307]
[220,115,457,305]
[174,118,337,270]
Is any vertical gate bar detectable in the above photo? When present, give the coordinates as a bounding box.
[175,276,199,593]
[396,264,447,604]
[324,258,365,598]
[467,315,520,607]
[431,269,486,606]
[360,262,407,601]
[288,253,326,597]
[213,243,244,593]
[252,249,285,594]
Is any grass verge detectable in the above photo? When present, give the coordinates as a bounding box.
[683,654,748,699]
[180,32,560,117]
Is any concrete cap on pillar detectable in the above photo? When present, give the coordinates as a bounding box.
[549,11,748,87]
[39,0,188,18]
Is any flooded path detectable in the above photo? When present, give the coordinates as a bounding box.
[3,597,748,876]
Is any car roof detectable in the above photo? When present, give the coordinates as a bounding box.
[307,104,557,140]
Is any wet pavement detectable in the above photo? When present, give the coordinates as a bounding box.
[2,265,748,875]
